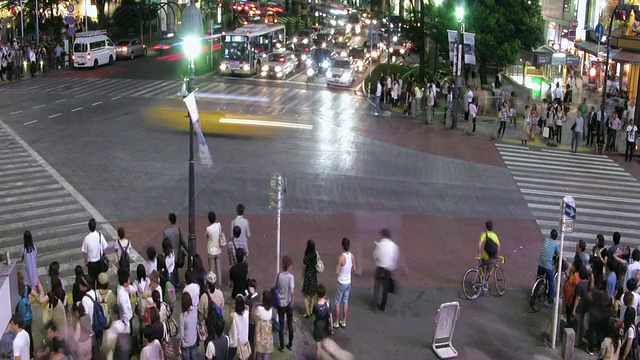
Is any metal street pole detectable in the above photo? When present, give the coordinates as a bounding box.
[419,0,425,81]
[600,7,616,137]
[20,0,24,38]
[186,56,196,271]
[452,22,461,129]
[85,0,88,31]
[270,174,285,275]
[35,0,39,45]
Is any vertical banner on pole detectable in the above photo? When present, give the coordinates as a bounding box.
[183,91,213,167]
[463,32,476,65]
[447,30,457,66]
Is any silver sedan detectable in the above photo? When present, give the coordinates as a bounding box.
[116,39,147,60]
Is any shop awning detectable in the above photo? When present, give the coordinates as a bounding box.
[575,40,602,55]
[614,50,640,64]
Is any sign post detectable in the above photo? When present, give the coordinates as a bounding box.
[270,174,286,274]
[551,195,576,349]
[595,23,604,60]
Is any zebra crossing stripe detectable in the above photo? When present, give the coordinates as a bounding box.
[497,143,640,251]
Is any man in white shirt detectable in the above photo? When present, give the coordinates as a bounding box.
[373,228,399,312]
[101,306,129,360]
[625,250,640,290]
[375,79,382,116]
[553,82,563,103]
[231,204,251,256]
[11,314,30,360]
[206,211,225,285]
[116,271,133,332]
[626,119,638,162]
[425,85,435,125]
[464,86,473,121]
[183,271,200,308]
[81,218,108,288]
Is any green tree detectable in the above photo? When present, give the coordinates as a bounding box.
[466,0,544,83]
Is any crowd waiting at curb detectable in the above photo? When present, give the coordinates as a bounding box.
[1,205,400,360]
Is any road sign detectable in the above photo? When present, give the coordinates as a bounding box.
[67,27,75,37]
[570,18,579,30]
[67,4,74,12]
[67,16,75,25]
[595,23,605,42]
[564,202,576,220]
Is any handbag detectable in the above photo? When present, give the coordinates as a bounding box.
[98,233,109,273]
[162,322,176,359]
[543,127,550,139]
[571,122,577,131]
[218,222,227,247]
[315,252,324,273]
[176,229,187,269]
[234,314,252,360]
[164,303,178,338]
[271,272,281,309]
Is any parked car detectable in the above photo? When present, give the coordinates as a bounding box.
[116,39,147,60]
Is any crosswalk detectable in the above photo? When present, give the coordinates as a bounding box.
[0,76,367,112]
[495,143,640,260]
[0,120,143,290]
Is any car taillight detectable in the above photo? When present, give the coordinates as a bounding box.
[121,46,128,52]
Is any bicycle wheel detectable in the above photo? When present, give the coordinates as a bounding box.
[462,268,483,300]
[493,265,506,296]
[530,278,547,313]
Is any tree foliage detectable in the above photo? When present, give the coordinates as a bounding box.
[466,0,544,67]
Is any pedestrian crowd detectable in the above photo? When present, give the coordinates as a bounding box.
[538,229,640,359]
[0,37,65,82]
[1,205,400,360]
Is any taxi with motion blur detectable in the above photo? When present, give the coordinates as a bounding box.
[261,50,298,78]
[326,58,356,87]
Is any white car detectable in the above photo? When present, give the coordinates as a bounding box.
[261,51,298,78]
[326,58,356,87]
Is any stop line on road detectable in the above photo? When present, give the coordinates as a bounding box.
[2,76,367,113]
[495,143,640,260]
[0,120,143,289]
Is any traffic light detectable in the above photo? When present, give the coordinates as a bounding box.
[615,4,639,21]
[589,66,597,84]
[615,9,629,21]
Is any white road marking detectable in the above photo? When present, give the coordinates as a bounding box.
[9,110,23,115]
[55,99,66,103]
[33,104,45,109]
[92,101,103,106]
[111,96,121,100]
[71,107,83,112]
[0,118,146,265]
[23,120,38,125]
[48,113,62,118]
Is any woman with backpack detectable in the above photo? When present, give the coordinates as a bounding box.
[115,227,131,273]
[39,276,68,335]
[21,231,39,290]
[313,284,334,360]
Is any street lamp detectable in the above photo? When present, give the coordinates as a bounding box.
[452,5,464,130]
[180,0,204,271]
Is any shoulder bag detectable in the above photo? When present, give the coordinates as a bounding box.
[98,233,109,273]
[234,313,252,360]
[316,252,324,273]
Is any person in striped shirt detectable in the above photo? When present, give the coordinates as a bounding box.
[537,229,561,304]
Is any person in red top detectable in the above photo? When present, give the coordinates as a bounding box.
[564,260,583,322]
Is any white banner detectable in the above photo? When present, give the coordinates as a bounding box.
[448,30,457,64]
[183,91,213,167]
[463,32,476,65]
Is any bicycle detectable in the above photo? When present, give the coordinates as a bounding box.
[529,257,568,312]
[462,255,506,300]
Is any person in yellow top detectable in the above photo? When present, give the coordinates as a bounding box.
[478,220,501,281]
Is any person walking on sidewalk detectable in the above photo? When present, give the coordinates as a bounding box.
[277,256,295,352]
[586,107,598,146]
[554,101,565,144]
[522,105,531,145]
[313,284,334,360]
[425,85,435,125]
[81,218,108,289]
[464,86,473,121]
[497,102,509,138]
[206,211,226,286]
[625,119,638,162]
[607,112,622,152]
[468,97,478,134]
[373,229,399,312]
[571,110,584,153]
[334,237,356,329]
[578,98,589,141]
[375,78,382,116]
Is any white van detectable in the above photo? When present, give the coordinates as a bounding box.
[72,30,117,68]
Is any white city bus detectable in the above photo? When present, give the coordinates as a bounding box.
[220,23,285,76]
[72,30,117,68]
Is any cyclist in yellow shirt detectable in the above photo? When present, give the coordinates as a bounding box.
[478,220,501,283]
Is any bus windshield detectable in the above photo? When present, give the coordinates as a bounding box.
[224,36,248,60]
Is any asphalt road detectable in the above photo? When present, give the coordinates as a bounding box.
[0,56,607,359]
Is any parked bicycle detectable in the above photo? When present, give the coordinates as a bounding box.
[529,256,568,312]
[462,255,506,300]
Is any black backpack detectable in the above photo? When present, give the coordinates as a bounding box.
[205,294,225,338]
[118,240,131,273]
[484,232,498,259]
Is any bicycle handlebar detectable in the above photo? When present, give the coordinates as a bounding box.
[475,255,505,264]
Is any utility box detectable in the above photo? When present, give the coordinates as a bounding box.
[432,302,460,359]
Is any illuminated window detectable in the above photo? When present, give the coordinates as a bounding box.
[563,0,570,12]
